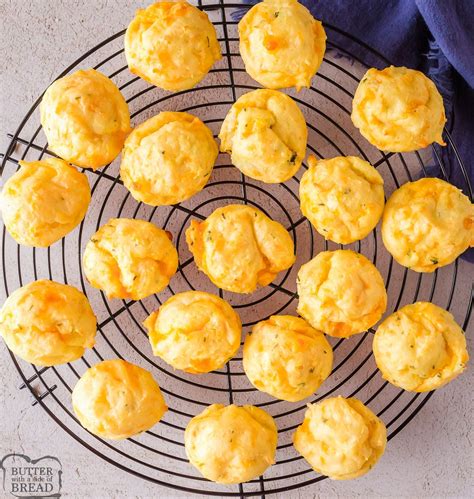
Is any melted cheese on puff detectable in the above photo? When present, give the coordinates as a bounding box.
[185,404,277,484]
[382,177,473,272]
[297,250,387,338]
[120,111,218,206]
[243,315,333,401]
[186,205,296,293]
[351,66,446,152]
[300,155,384,244]
[0,158,90,247]
[239,0,326,90]
[145,291,241,373]
[373,302,469,392]
[83,218,178,300]
[0,280,96,366]
[125,1,221,91]
[40,69,130,169]
[72,359,167,439]
[219,89,307,183]
[293,397,387,480]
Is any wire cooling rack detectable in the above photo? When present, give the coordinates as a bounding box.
[1,1,472,496]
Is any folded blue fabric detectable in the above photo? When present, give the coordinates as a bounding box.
[234,0,473,260]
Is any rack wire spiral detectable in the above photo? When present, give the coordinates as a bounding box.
[1,1,472,496]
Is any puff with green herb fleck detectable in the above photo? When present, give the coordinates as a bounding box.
[219,89,307,183]
[382,177,473,272]
[243,315,332,401]
[186,204,295,293]
[185,404,277,483]
[120,111,218,206]
[373,302,469,392]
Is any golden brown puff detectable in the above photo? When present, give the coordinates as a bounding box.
[219,89,307,183]
[72,359,167,439]
[293,396,387,480]
[0,158,91,247]
[373,302,469,392]
[83,218,178,300]
[382,178,473,272]
[0,280,96,366]
[144,291,241,373]
[300,155,384,244]
[120,112,218,206]
[297,250,387,338]
[185,404,277,483]
[351,66,446,152]
[125,1,221,91]
[239,0,326,90]
[243,315,333,401]
[186,205,296,293]
[40,69,131,169]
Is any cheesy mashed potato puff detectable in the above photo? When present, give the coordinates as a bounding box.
[243,315,333,401]
[185,404,277,483]
[239,0,326,90]
[144,291,241,373]
[186,205,296,293]
[0,280,96,366]
[83,218,178,300]
[219,89,307,183]
[300,155,384,244]
[40,69,131,169]
[125,1,221,91]
[351,66,446,152]
[120,112,218,206]
[0,158,91,247]
[373,302,469,392]
[382,178,473,272]
[72,359,167,439]
[297,250,387,338]
[293,397,387,480]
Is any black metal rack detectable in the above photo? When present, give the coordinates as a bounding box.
[1,1,472,497]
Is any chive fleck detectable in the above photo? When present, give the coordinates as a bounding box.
[430,257,439,265]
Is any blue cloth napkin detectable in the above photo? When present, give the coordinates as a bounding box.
[234,0,474,260]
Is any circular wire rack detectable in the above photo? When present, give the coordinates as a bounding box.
[1,1,472,497]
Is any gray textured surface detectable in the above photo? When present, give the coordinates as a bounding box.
[0,1,473,498]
